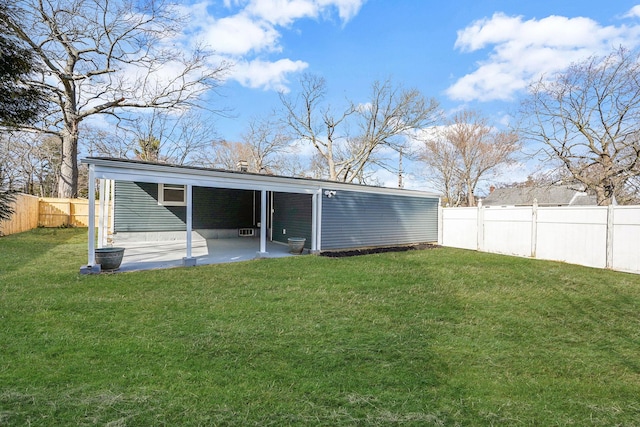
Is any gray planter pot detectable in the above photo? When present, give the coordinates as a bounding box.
[95,247,125,271]
[287,237,306,254]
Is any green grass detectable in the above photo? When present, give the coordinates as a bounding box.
[1,228,640,426]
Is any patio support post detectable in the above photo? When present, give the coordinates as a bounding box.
[88,167,96,264]
[98,179,109,247]
[80,165,100,273]
[316,188,323,252]
[257,189,268,257]
[311,189,320,253]
[183,184,196,267]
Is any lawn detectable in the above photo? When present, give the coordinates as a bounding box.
[1,228,639,426]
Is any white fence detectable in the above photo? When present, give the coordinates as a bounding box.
[439,204,640,275]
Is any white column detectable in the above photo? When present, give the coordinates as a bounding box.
[311,191,318,252]
[184,184,195,265]
[87,165,96,266]
[316,189,323,251]
[97,179,105,247]
[258,189,268,256]
[98,179,110,247]
[109,179,115,240]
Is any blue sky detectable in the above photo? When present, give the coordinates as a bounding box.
[177,0,640,189]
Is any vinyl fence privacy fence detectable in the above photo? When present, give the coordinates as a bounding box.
[440,204,640,275]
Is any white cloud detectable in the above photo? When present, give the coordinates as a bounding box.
[318,0,365,22]
[177,0,365,92]
[232,58,309,91]
[246,0,319,26]
[204,13,281,55]
[624,5,640,19]
[447,10,640,102]
[246,0,365,25]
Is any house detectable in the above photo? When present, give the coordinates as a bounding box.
[481,186,597,207]
[81,157,440,271]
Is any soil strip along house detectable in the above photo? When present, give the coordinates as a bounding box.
[81,158,439,272]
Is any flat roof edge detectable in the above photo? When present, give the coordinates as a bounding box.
[82,157,440,198]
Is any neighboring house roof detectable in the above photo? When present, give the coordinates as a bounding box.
[481,186,597,207]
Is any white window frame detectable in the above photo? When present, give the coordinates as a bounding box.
[158,183,186,206]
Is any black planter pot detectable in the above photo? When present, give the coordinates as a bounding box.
[95,247,125,271]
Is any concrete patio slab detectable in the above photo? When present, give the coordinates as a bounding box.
[115,237,302,272]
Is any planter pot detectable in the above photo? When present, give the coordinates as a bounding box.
[287,237,306,254]
[95,247,125,271]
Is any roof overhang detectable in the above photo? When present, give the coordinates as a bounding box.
[82,157,439,198]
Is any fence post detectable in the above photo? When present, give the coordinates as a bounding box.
[531,199,538,258]
[438,200,443,245]
[606,205,614,269]
[477,199,484,251]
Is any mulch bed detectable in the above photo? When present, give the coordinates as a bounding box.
[319,243,439,258]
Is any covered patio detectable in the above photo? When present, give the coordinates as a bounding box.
[81,157,439,273]
[115,238,298,272]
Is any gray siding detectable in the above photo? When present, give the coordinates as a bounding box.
[114,182,260,232]
[272,192,312,248]
[115,181,186,232]
[321,190,438,250]
[192,187,258,229]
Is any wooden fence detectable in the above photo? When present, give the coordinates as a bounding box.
[0,194,112,236]
[0,194,39,236]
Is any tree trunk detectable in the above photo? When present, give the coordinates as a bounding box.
[594,186,612,206]
[58,128,79,198]
[466,179,475,207]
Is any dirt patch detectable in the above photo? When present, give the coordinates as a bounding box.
[320,243,439,258]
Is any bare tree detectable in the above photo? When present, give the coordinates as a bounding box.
[419,131,463,206]
[521,47,640,205]
[82,126,131,159]
[202,140,254,171]
[420,110,520,206]
[241,115,295,174]
[281,74,440,183]
[82,109,217,167]
[124,110,218,165]
[0,132,60,196]
[3,0,229,197]
[200,115,302,176]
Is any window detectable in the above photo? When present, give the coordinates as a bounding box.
[158,183,186,206]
